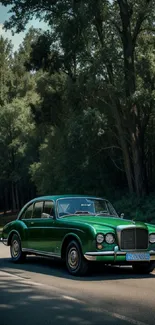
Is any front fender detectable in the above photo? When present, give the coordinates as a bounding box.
[2,220,28,246]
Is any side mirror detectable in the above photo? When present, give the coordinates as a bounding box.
[120,213,124,219]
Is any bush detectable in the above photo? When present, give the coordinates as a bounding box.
[113,193,155,224]
[0,213,17,228]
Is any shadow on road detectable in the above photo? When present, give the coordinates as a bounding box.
[0,274,119,325]
[0,270,155,325]
[0,255,155,281]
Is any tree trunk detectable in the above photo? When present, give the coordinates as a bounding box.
[121,135,134,194]
[11,182,16,212]
[131,138,143,196]
[130,124,148,197]
[4,187,9,213]
[113,101,134,194]
[15,183,20,211]
[93,1,134,193]
[117,0,149,196]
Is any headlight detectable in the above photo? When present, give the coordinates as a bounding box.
[105,233,115,244]
[96,233,104,244]
[149,233,155,244]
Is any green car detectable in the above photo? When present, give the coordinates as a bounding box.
[1,195,155,276]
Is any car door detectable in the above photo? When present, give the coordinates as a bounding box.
[20,202,34,249]
[26,200,45,251]
[41,200,72,257]
[40,200,57,254]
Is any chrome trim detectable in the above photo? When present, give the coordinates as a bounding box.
[105,233,115,244]
[85,255,96,261]
[22,248,61,259]
[116,225,149,251]
[149,233,155,244]
[84,251,126,258]
[20,226,84,233]
[149,250,155,260]
[84,247,155,261]
[96,233,104,244]
[117,225,136,249]
[0,238,8,245]
[114,245,119,262]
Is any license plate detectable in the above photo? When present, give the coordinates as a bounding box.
[126,252,150,261]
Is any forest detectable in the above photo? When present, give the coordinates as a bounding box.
[0,0,155,222]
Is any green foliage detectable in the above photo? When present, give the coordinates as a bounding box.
[30,90,125,196]
[0,36,13,105]
[0,34,38,211]
[0,98,35,181]
[1,1,155,215]
[114,194,155,224]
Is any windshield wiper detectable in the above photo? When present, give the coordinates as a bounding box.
[95,211,110,216]
[95,212,119,217]
[60,211,92,218]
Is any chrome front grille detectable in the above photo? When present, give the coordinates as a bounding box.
[120,228,148,250]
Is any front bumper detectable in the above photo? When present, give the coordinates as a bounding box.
[84,246,155,262]
[0,237,8,245]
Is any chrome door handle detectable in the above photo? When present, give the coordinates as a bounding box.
[30,221,34,225]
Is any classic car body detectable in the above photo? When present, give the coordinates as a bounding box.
[1,195,155,275]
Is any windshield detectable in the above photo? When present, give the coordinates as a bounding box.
[57,197,118,218]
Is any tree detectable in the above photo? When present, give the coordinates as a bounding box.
[115,0,155,196]
[0,36,13,105]
[0,98,35,210]
[1,0,155,197]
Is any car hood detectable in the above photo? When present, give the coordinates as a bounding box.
[61,215,147,231]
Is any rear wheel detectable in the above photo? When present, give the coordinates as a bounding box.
[10,234,26,263]
[66,240,88,276]
[132,261,155,274]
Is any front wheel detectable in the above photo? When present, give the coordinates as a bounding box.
[10,234,26,263]
[66,240,88,276]
[132,261,155,274]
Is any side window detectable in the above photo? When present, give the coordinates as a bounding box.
[43,201,54,217]
[32,201,43,219]
[22,204,34,219]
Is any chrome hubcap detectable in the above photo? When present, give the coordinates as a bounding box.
[68,247,79,270]
[11,240,20,258]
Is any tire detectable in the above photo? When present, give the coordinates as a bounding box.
[132,261,155,274]
[66,240,88,276]
[10,234,26,263]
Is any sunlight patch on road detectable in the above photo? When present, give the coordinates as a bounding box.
[0,270,43,287]
[29,295,54,300]
[0,270,153,325]
[0,304,14,309]
[62,295,82,302]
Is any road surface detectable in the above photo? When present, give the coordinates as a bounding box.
[0,243,155,325]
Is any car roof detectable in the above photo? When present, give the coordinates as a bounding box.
[30,194,105,202]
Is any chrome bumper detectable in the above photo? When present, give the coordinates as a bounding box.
[84,247,155,261]
[0,237,8,245]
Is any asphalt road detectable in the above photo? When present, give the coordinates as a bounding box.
[0,243,155,325]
